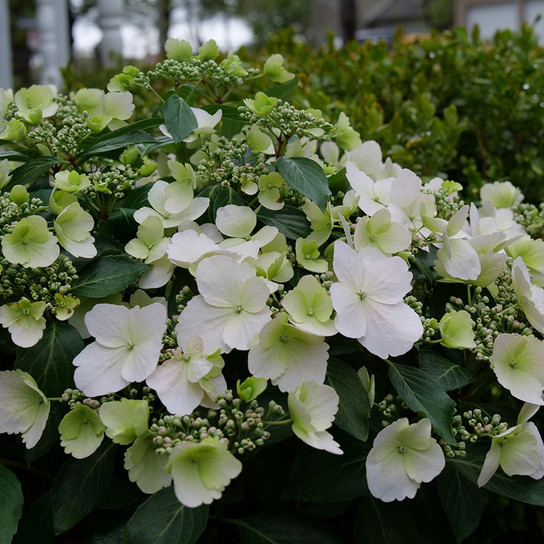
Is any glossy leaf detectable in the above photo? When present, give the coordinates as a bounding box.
[437,464,482,544]
[72,254,149,298]
[388,361,456,444]
[419,350,473,391]
[161,95,198,142]
[0,465,23,544]
[257,205,311,240]
[15,322,82,396]
[233,512,342,544]
[276,156,330,211]
[287,438,370,502]
[125,487,208,544]
[51,442,115,534]
[326,359,370,441]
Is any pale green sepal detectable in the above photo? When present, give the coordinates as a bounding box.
[59,404,105,459]
[99,399,149,445]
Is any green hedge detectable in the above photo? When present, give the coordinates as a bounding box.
[241,24,544,202]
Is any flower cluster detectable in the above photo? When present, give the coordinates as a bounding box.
[1,40,543,542]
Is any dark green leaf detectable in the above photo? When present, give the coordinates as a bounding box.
[204,185,245,221]
[326,359,370,441]
[78,130,156,160]
[437,464,482,543]
[276,156,331,211]
[353,497,420,544]
[0,465,23,544]
[287,439,370,502]
[125,487,208,544]
[203,104,247,139]
[257,205,311,240]
[51,442,115,535]
[79,118,160,154]
[0,152,30,162]
[449,441,544,506]
[15,322,82,396]
[419,350,473,391]
[388,361,456,444]
[233,512,342,544]
[12,493,55,544]
[115,184,151,209]
[72,254,149,297]
[161,95,198,142]
[6,156,63,191]
[265,78,300,100]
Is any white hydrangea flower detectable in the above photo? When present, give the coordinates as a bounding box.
[177,255,272,352]
[167,437,242,508]
[330,241,423,359]
[248,312,329,392]
[490,334,544,405]
[0,370,50,449]
[288,381,342,455]
[478,404,544,487]
[512,257,544,334]
[147,336,226,416]
[366,418,445,502]
[73,303,167,397]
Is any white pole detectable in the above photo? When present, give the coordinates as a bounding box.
[56,0,71,70]
[36,0,63,87]
[97,0,124,68]
[0,0,13,89]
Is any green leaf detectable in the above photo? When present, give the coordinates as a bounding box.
[15,322,82,396]
[50,442,115,535]
[12,493,55,544]
[125,487,208,544]
[449,442,544,506]
[276,156,331,211]
[257,205,311,240]
[72,254,149,297]
[437,464,482,544]
[233,512,342,544]
[388,361,456,444]
[353,496,420,544]
[161,95,198,142]
[202,185,245,222]
[78,130,156,160]
[326,359,370,441]
[203,104,247,139]
[287,438,370,502]
[265,78,300,101]
[6,156,63,191]
[419,350,474,391]
[0,465,24,544]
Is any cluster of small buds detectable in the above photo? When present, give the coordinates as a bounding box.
[0,193,45,232]
[149,392,284,456]
[377,393,409,423]
[421,316,439,341]
[83,164,141,200]
[128,386,156,410]
[462,408,508,439]
[430,187,465,220]
[174,285,193,314]
[441,440,467,458]
[148,58,246,89]
[445,282,533,360]
[513,202,544,240]
[239,100,334,141]
[160,317,179,350]
[150,413,227,455]
[317,270,335,291]
[196,137,267,189]
[61,388,101,411]
[0,254,78,305]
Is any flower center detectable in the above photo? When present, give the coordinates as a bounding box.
[509,360,518,369]
[397,445,407,454]
[235,305,243,313]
